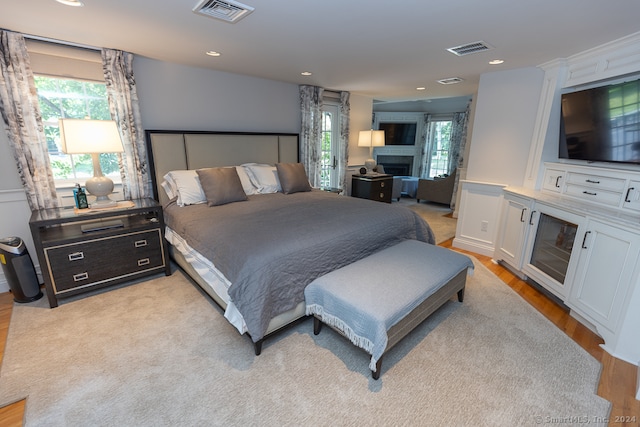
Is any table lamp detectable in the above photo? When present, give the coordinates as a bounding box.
[59,118,124,208]
[358,130,385,173]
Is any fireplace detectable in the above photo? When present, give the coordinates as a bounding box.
[377,155,414,176]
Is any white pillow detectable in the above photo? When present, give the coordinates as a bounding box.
[163,170,206,206]
[243,163,281,194]
[235,166,259,196]
[160,180,176,200]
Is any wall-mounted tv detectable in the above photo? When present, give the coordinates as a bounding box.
[379,122,417,145]
[559,77,640,165]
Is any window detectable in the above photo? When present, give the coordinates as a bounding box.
[320,103,340,189]
[425,119,452,177]
[34,76,118,186]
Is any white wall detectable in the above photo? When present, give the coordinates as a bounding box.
[466,67,544,187]
[348,94,373,167]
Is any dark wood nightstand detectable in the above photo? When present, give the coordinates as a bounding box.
[351,174,393,203]
[29,198,171,308]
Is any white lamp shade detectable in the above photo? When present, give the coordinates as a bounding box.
[358,130,385,148]
[59,119,124,154]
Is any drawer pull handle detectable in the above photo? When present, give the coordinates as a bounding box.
[380,182,385,187]
[625,187,635,203]
[134,240,148,248]
[529,210,536,225]
[583,191,597,196]
[73,272,89,282]
[585,179,600,184]
[520,208,527,223]
[68,252,84,261]
[138,258,150,266]
[555,176,562,188]
[380,193,385,199]
[581,231,591,249]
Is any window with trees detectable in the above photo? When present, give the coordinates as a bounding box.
[34,76,119,186]
[426,119,452,177]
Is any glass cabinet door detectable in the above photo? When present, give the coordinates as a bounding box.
[529,213,578,284]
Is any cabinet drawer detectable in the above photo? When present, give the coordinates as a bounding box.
[44,229,165,294]
[565,172,626,192]
[564,184,622,206]
[542,168,564,193]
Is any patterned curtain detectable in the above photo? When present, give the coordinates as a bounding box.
[0,30,59,210]
[449,100,472,209]
[336,91,350,191]
[418,114,432,178]
[299,85,324,187]
[102,49,151,200]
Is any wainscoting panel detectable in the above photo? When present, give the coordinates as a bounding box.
[452,180,506,257]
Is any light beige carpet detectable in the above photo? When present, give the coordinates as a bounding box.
[400,198,457,243]
[0,257,610,426]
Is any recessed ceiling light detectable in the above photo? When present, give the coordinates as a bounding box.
[489,59,504,65]
[56,0,84,6]
[206,51,221,57]
[301,71,312,76]
[416,87,426,91]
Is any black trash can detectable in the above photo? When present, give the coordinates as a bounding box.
[0,237,43,303]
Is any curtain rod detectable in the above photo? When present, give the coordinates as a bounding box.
[23,33,100,52]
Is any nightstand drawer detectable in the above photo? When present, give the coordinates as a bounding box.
[44,229,165,294]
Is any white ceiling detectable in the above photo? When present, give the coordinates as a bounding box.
[3,0,640,103]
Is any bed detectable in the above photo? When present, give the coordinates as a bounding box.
[146,130,435,354]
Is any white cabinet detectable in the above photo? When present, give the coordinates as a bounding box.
[494,193,533,271]
[567,219,640,335]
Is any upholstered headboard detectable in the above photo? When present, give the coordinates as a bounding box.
[145,130,299,205]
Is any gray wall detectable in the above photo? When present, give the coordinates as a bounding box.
[134,57,301,133]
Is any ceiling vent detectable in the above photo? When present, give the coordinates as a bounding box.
[193,0,255,23]
[446,41,493,56]
[438,77,464,85]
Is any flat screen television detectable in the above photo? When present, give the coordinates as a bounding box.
[559,78,640,165]
[379,122,416,145]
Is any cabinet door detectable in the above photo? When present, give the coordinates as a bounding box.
[494,194,532,270]
[521,203,585,299]
[567,220,640,332]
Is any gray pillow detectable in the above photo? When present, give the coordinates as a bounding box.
[276,163,312,194]
[196,167,248,206]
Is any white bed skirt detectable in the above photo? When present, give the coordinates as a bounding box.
[165,227,248,334]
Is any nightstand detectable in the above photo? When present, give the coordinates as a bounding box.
[351,174,393,203]
[29,198,171,308]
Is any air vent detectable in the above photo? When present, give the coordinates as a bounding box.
[446,41,493,56]
[438,77,464,85]
[193,0,254,23]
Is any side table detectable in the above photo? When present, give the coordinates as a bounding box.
[29,198,171,308]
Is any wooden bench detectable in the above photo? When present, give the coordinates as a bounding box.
[305,240,473,379]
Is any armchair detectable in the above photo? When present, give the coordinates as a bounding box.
[416,169,457,206]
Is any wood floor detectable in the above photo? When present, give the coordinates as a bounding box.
[0,239,638,426]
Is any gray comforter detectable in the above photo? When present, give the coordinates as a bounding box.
[164,190,435,343]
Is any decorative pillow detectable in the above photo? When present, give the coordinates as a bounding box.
[243,163,282,194]
[163,170,206,206]
[196,167,248,206]
[160,180,176,200]
[235,166,259,195]
[276,163,312,194]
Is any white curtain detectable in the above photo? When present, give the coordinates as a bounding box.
[102,49,151,200]
[336,91,350,191]
[299,85,324,187]
[0,30,59,210]
[449,100,471,209]
[418,114,432,179]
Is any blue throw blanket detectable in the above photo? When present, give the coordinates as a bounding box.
[305,240,474,372]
